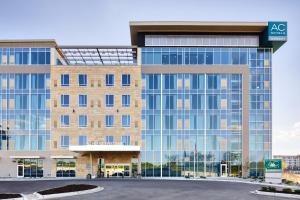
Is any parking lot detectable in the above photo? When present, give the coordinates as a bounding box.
[0,179,291,200]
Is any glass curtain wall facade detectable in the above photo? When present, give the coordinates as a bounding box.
[141,47,272,177]
[141,73,243,177]
[0,73,51,151]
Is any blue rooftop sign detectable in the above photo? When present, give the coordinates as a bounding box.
[268,22,287,41]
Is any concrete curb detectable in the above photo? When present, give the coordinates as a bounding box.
[251,190,300,199]
[31,186,103,199]
[143,177,300,189]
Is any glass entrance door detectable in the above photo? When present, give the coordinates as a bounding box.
[106,164,130,177]
[17,165,24,177]
[221,164,227,177]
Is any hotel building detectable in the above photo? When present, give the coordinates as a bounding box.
[0,21,287,178]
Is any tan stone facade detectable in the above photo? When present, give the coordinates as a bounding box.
[50,65,142,177]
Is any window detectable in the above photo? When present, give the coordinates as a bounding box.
[122,135,130,145]
[122,95,130,107]
[105,95,114,107]
[105,115,114,127]
[105,136,114,144]
[78,74,87,86]
[148,74,159,89]
[61,74,69,86]
[207,75,219,89]
[208,95,219,109]
[79,115,87,127]
[61,95,69,107]
[60,135,70,147]
[106,74,114,86]
[60,115,69,127]
[122,74,131,86]
[164,95,175,109]
[78,136,87,145]
[164,74,175,89]
[122,115,131,127]
[78,95,87,107]
[56,159,75,177]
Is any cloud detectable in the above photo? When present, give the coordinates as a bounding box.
[273,121,300,155]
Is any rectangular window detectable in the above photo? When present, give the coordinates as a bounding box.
[105,115,114,127]
[106,74,114,86]
[61,95,69,107]
[60,135,70,147]
[122,95,130,107]
[208,95,219,109]
[207,75,218,89]
[121,135,130,145]
[148,74,159,89]
[61,74,69,86]
[78,95,87,107]
[79,115,87,127]
[164,95,175,109]
[78,74,87,86]
[122,74,131,86]
[105,136,114,144]
[60,115,70,127]
[164,74,175,89]
[78,136,87,145]
[105,95,114,107]
[122,115,131,127]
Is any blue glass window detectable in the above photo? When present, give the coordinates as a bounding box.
[207,95,219,109]
[60,135,69,147]
[61,95,69,107]
[79,115,87,127]
[106,74,114,86]
[208,114,219,129]
[79,135,87,145]
[105,136,114,144]
[122,74,131,86]
[61,74,69,86]
[206,51,213,64]
[164,95,175,109]
[60,115,70,127]
[207,75,219,89]
[31,49,38,64]
[164,115,174,129]
[148,74,159,89]
[122,95,130,107]
[164,74,175,89]
[122,135,130,145]
[15,94,29,109]
[191,94,203,109]
[78,74,87,86]
[122,115,131,127]
[79,95,87,107]
[105,95,114,107]
[105,115,114,127]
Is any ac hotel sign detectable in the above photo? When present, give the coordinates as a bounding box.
[268,21,287,41]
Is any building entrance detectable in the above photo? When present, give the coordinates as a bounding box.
[105,164,130,177]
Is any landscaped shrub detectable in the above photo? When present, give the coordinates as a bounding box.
[267,187,277,192]
[294,189,300,194]
[261,186,268,191]
[260,186,276,192]
[282,188,292,193]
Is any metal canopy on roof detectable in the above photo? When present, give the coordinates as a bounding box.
[56,46,137,66]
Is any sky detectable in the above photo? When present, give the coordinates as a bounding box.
[0,0,299,155]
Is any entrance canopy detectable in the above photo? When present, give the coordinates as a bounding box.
[69,145,140,152]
